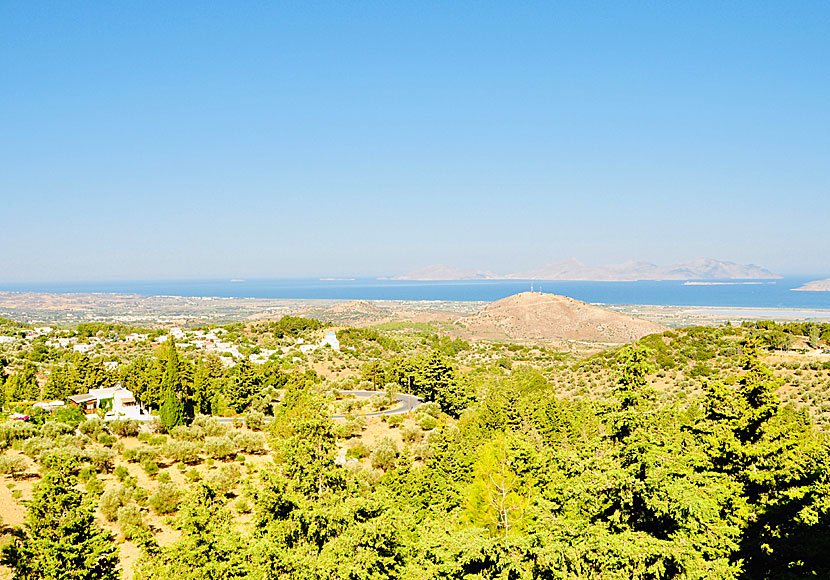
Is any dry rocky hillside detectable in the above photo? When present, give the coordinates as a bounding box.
[462,292,668,342]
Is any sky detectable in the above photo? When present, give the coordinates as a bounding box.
[1,1,829,282]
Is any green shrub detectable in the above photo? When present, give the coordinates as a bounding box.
[149,435,167,446]
[205,436,236,460]
[387,414,404,427]
[101,485,136,522]
[244,410,265,431]
[417,415,438,430]
[0,455,27,478]
[108,419,141,437]
[228,431,266,454]
[97,432,117,447]
[370,436,398,470]
[164,440,202,464]
[345,442,369,461]
[234,497,251,514]
[41,420,73,439]
[84,447,115,473]
[114,465,129,481]
[79,417,104,438]
[401,425,422,443]
[185,468,201,482]
[149,482,182,515]
[206,463,241,496]
[117,503,147,540]
[191,414,228,438]
[142,461,160,477]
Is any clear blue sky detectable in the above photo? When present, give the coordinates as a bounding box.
[1,1,828,281]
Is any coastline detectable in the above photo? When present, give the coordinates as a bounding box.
[1,290,829,329]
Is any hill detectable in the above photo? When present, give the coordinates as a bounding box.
[462,291,668,341]
[793,278,830,292]
[395,258,780,281]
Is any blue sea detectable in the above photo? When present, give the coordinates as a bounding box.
[1,277,829,310]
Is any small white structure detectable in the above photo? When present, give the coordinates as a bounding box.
[73,343,95,353]
[0,336,18,344]
[321,331,340,351]
[33,400,65,412]
[69,386,151,421]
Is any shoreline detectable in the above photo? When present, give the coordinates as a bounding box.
[1,290,829,329]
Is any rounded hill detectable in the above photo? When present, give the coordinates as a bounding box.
[463,292,667,342]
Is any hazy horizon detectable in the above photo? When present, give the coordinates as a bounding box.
[2,2,829,282]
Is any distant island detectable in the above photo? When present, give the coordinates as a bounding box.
[393,258,781,281]
[793,278,830,292]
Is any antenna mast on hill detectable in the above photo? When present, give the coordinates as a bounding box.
[530,280,534,293]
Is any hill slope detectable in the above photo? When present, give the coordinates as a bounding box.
[463,292,668,342]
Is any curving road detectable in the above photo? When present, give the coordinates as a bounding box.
[332,390,423,419]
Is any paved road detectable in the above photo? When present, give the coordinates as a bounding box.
[216,390,423,423]
[332,390,423,419]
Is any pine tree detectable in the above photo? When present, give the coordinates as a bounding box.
[159,388,184,432]
[1,463,119,580]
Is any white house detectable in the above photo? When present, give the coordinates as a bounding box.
[69,386,151,421]
[321,331,340,351]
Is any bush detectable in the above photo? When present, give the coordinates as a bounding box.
[416,402,441,418]
[117,503,147,540]
[53,405,87,428]
[149,435,167,446]
[205,436,236,460]
[417,415,438,431]
[206,463,241,497]
[126,445,159,465]
[22,436,55,459]
[244,410,265,431]
[85,476,104,495]
[147,416,166,434]
[100,485,136,522]
[228,431,266,455]
[0,421,38,448]
[114,465,129,481]
[137,432,152,443]
[401,425,422,443]
[191,414,228,438]
[185,468,201,482]
[79,417,104,438]
[345,442,369,461]
[0,455,27,478]
[97,433,117,447]
[41,420,73,439]
[170,425,204,442]
[234,497,251,514]
[107,419,141,438]
[149,482,182,515]
[164,440,202,464]
[85,447,115,473]
[387,414,404,427]
[142,461,160,477]
[370,436,398,470]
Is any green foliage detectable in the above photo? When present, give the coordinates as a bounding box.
[370,436,398,470]
[149,482,182,515]
[159,389,185,433]
[269,315,326,338]
[1,464,119,580]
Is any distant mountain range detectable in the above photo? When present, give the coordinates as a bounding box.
[392,258,781,281]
